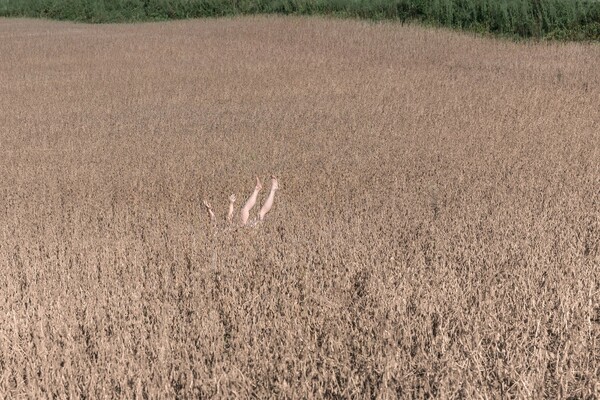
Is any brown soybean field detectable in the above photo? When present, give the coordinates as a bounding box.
[0,16,599,398]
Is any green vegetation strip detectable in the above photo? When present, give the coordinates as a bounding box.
[1,0,599,40]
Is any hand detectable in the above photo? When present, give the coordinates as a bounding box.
[202,200,212,210]
[229,194,236,203]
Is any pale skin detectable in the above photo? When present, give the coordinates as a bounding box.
[240,176,263,226]
[258,175,279,221]
[227,194,236,223]
[202,199,216,224]
[203,176,279,227]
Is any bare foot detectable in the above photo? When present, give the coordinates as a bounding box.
[255,176,263,191]
[203,199,215,222]
[229,194,236,203]
[270,175,279,191]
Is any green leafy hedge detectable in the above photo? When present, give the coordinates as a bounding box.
[1,0,599,40]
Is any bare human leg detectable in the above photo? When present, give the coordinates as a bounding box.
[240,176,262,226]
[259,176,279,221]
[202,199,216,224]
[227,194,236,224]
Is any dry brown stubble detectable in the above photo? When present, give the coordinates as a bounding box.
[0,16,599,398]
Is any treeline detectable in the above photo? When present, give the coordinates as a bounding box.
[1,0,599,40]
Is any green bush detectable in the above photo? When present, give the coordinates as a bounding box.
[1,0,599,40]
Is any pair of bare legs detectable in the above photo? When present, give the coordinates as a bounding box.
[203,176,279,227]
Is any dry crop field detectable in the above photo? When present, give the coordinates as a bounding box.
[0,16,599,398]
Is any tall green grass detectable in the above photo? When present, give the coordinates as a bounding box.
[1,0,599,39]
